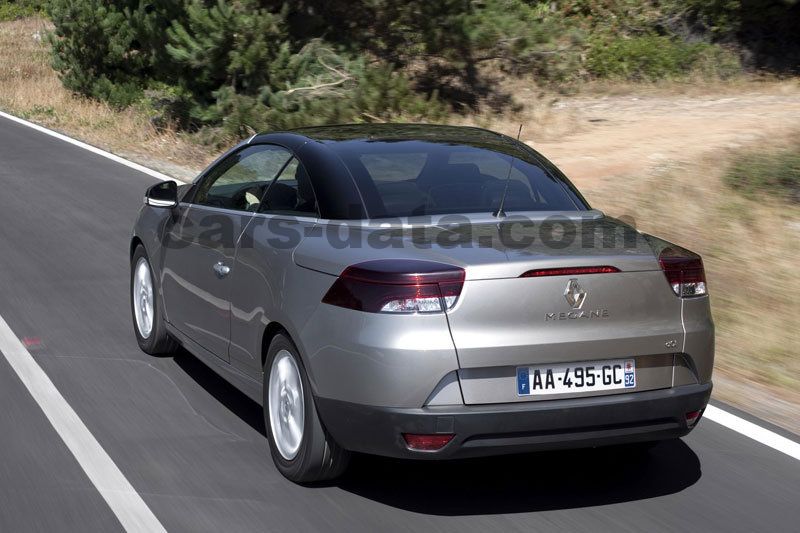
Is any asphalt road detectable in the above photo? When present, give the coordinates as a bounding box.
[0,115,798,533]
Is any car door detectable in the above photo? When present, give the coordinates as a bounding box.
[161,144,294,360]
[228,157,320,378]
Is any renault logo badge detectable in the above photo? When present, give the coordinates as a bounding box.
[564,279,587,309]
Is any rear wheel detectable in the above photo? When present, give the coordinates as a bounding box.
[263,333,350,483]
[130,245,177,355]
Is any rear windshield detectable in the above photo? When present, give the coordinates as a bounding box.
[331,140,586,218]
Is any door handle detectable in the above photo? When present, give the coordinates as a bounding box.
[213,262,231,278]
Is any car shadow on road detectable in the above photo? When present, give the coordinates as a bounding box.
[336,439,701,515]
[173,350,267,437]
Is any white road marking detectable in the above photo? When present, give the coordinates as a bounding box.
[704,404,800,461]
[0,313,167,533]
[0,110,185,183]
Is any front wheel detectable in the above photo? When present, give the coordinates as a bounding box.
[263,334,350,483]
[130,245,177,355]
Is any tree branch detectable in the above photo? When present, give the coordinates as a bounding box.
[284,76,350,95]
[284,54,353,96]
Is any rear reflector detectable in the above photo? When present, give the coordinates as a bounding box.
[322,260,465,314]
[520,266,620,277]
[403,433,454,451]
[658,248,707,297]
[685,410,702,427]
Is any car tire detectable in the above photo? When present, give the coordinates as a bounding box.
[263,333,350,484]
[130,245,178,355]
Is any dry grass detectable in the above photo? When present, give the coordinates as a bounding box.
[582,140,800,431]
[563,74,800,98]
[451,89,587,143]
[452,76,800,147]
[0,17,211,180]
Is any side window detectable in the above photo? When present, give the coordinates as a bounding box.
[259,158,318,216]
[193,145,293,212]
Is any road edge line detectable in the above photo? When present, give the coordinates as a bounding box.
[0,110,186,183]
[0,313,167,533]
[704,404,800,461]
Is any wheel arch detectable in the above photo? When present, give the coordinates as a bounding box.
[260,321,320,395]
[130,235,171,324]
[130,236,144,260]
[261,321,289,370]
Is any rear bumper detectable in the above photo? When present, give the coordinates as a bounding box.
[316,382,712,459]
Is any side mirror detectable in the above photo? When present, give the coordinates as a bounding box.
[144,180,178,208]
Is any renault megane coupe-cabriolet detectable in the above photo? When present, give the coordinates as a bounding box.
[130,124,714,483]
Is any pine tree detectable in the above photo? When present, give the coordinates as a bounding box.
[46,0,454,136]
[47,0,188,107]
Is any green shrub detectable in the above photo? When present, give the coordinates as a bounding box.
[199,46,447,142]
[138,83,195,131]
[46,0,448,136]
[0,0,45,21]
[586,35,740,81]
[263,60,448,131]
[691,44,742,79]
[664,0,800,71]
[47,1,186,107]
[725,143,800,203]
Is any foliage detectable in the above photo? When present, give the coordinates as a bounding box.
[41,0,800,141]
[725,142,800,203]
[46,0,450,141]
[166,1,291,105]
[586,35,740,81]
[267,0,576,104]
[0,0,45,21]
[163,1,446,137]
[667,0,800,71]
[665,0,745,37]
[47,0,187,108]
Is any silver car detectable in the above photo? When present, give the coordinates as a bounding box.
[130,124,714,483]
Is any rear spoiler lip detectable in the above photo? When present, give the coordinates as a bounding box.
[312,209,606,229]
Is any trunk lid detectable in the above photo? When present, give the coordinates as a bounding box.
[294,211,658,278]
[294,213,683,404]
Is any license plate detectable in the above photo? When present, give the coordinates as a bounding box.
[516,359,636,396]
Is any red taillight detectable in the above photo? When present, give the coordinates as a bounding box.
[520,266,620,277]
[685,410,703,427]
[322,260,465,314]
[403,433,454,451]
[658,248,707,297]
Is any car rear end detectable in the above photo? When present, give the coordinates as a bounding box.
[299,220,713,459]
[290,127,713,459]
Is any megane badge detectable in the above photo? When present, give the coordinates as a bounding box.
[564,278,586,309]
